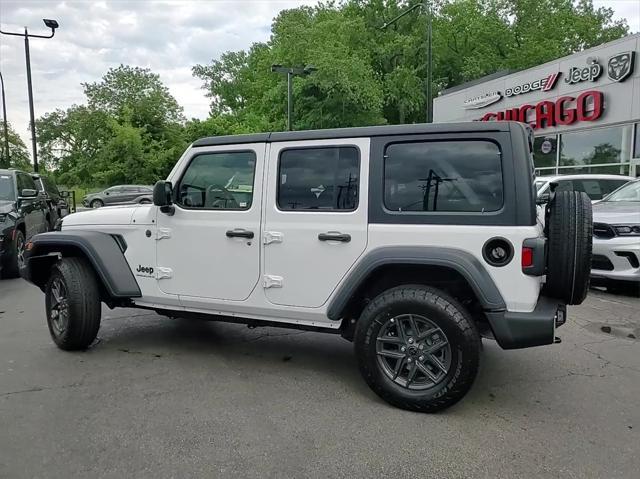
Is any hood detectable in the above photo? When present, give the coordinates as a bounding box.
[63,204,140,226]
[0,200,16,215]
[593,201,640,225]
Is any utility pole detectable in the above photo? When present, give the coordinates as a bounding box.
[381,2,433,123]
[0,71,10,168]
[1,19,60,172]
[271,64,317,130]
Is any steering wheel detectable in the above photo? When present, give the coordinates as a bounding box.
[205,184,239,209]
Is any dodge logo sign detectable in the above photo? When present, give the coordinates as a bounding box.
[607,52,635,82]
[505,72,560,97]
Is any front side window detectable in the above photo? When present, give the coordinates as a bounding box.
[384,140,503,212]
[278,147,359,211]
[177,151,256,210]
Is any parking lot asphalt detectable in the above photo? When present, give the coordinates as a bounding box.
[0,278,638,479]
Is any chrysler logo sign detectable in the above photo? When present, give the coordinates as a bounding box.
[463,91,502,109]
[505,72,561,97]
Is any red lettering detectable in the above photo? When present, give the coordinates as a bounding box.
[535,101,555,129]
[496,112,505,121]
[505,108,520,121]
[577,90,603,121]
[555,96,576,125]
[481,113,497,121]
[519,104,534,126]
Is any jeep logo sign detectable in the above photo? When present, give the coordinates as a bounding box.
[565,60,602,85]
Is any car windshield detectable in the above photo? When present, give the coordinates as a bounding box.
[534,180,546,193]
[0,174,15,201]
[602,180,640,202]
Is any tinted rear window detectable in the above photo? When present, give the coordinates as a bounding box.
[384,140,503,212]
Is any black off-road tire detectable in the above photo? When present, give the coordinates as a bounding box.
[45,257,102,351]
[545,191,592,305]
[354,285,481,413]
[1,229,25,279]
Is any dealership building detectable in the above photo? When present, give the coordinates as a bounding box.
[434,33,640,177]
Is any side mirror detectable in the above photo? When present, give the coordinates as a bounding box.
[105,191,110,195]
[536,192,550,205]
[153,180,175,215]
[20,188,38,198]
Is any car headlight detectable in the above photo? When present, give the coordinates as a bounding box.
[614,225,640,236]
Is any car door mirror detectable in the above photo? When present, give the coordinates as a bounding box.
[19,188,38,198]
[153,181,175,215]
[536,192,550,204]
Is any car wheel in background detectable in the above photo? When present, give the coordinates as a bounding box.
[90,199,104,209]
[1,229,25,279]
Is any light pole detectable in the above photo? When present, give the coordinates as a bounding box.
[1,18,60,172]
[271,64,317,131]
[0,71,9,168]
[381,2,433,123]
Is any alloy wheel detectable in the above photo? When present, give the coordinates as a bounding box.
[49,277,70,336]
[376,314,452,390]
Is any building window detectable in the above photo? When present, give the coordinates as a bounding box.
[556,164,630,175]
[383,140,503,212]
[634,123,640,159]
[533,135,557,169]
[278,147,359,211]
[559,124,632,170]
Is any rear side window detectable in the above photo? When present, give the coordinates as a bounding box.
[17,173,37,192]
[384,140,503,212]
[278,147,359,211]
[0,174,14,201]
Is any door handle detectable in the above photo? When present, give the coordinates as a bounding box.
[318,232,351,243]
[226,229,254,239]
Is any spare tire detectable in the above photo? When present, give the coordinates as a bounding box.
[545,191,593,305]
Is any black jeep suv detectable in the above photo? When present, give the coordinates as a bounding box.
[31,173,69,229]
[0,169,50,278]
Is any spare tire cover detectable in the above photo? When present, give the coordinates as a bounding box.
[545,191,593,305]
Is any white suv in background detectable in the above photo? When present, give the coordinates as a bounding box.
[535,174,634,203]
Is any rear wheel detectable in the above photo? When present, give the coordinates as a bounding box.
[545,191,593,305]
[90,199,103,209]
[45,257,101,350]
[354,285,480,413]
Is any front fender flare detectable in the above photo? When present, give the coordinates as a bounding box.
[326,246,506,320]
[23,231,141,298]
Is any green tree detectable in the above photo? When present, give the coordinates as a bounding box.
[0,122,32,171]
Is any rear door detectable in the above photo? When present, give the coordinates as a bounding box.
[263,138,369,308]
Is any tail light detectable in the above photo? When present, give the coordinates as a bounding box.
[522,238,546,276]
[521,247,533,268]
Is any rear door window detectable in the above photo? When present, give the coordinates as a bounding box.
[0,174,14,201]
[277,147,359,211]
[383,140,503,212]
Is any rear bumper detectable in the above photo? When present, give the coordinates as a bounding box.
[485,296,564,350]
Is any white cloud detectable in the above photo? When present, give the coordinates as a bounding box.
[0,0,316,156]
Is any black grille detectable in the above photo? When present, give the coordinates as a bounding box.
[593,222,615,239]
[592,255,614,271]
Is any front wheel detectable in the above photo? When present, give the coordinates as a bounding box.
[354,285,480,413]
[45,257,102,350]
[90,199,104,209]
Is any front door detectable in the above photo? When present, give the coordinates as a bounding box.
[156,144,264,301]
[263,138,369,308]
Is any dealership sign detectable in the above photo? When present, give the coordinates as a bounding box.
[463,91,502,109]
[479,90,603,130]
[505,72,561,97]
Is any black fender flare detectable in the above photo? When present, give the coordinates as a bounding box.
[326,246,506,320]
[22,231,141,298]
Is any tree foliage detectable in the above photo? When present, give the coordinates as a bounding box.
[0,122,32,171]
[34,0,628,188]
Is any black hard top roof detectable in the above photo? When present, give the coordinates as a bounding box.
[191,121,511,148]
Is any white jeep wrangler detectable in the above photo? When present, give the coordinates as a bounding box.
[22,122,592,412]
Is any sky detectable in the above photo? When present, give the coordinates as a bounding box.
[0,0,639,155]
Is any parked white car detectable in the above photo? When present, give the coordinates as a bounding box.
[535,174,634,203]
[591,179,640,283]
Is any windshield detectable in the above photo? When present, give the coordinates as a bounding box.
[603,180,640,202]
[534,180,546,193]
[0,174,15,201]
